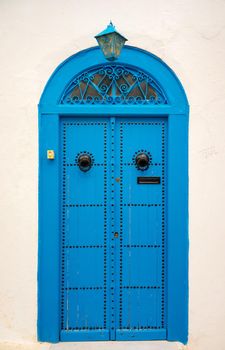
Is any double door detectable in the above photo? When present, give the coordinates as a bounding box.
[60,117,167,341]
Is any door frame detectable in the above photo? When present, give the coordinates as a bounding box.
[38,46,189,344]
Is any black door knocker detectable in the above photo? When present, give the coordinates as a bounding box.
[135,152,150,171]
[78,154,92,172]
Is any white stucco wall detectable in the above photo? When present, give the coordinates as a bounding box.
[0,0,225,349]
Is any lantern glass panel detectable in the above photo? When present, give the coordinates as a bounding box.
[114,35,126,58]
[96,33,115,60]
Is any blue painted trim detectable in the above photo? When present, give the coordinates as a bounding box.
[39,46,189,108]
[61,330,109,341]
[116,329,166,341]
[38,114,60,342]
[38,45,189,344]
[167,115,189,344]
[38,105,189,116]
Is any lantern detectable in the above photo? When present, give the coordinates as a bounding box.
[95,22,127,61]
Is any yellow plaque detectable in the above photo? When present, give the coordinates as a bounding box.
[47,150,55,160]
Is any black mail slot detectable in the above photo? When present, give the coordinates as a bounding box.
[137,176,161,184]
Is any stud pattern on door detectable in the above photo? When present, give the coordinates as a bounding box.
[110,118,116,338]
[60,118,167,341]
[61,120,109,340]
[115,120,166,340]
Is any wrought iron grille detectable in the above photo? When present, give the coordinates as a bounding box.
[60,65,167,105]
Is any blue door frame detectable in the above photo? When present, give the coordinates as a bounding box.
[38,46,189,344]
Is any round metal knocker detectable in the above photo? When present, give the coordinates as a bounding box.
[135,152,150,171]
[78,154,92,172]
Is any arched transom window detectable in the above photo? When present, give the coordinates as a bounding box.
[61,64,167,105]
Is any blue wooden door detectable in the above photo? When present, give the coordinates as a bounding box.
[114,118,166,340]
[60,117,167,341]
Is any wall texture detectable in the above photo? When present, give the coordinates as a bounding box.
[0,0,225,349]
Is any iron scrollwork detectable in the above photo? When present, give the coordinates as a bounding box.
[61,64,167,105]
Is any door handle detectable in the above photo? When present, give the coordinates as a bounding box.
[135,153,150,170]
[78,154,92,172]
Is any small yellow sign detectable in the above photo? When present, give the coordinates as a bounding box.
[47,150,55,160]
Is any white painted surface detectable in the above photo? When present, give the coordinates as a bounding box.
[0,0,225,349]
[0,341,186,350]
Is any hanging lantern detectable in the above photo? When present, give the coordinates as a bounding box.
[95,22,127,61]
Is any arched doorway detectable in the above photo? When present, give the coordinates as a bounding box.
[38,46,189,343]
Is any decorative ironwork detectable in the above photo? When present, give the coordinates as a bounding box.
[61,65,167,105]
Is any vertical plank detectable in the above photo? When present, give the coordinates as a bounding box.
[167,114,189,344]
[38,114,60,342]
